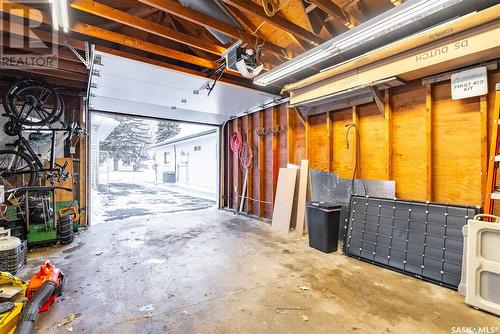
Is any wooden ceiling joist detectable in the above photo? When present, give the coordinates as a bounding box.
[222,4,285,62]
[221,0,323,46]
[0,18,86,50]
[71,22,221,70]
[70,0,226,56]
[17,68,88,82]
[1,4,233,72]
[100,6,159,31]
[300,0,328,36]
[307,0,351,26]
[0,35,84,63]
[1,70,87,89]
[138,0,287,59]
[2,4,257,85]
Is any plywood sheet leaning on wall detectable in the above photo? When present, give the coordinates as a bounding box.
[295,160,309,237]
[287,163,300,230]
[271,168,297,234]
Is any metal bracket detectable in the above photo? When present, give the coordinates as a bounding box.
[370,86,385,116]
[64,40,91,69]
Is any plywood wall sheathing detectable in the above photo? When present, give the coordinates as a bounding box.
[224,66,500,219]
[392,81,427,201]
[258,111,266,218]
[426,84,434,201]
[433,81,481,205]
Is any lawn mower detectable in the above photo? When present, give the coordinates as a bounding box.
[0,261,64,334]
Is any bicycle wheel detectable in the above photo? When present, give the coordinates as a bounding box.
[0,150,36,192]
[49,88,66,125]
[6,80,60,125]
[3,79,36,114]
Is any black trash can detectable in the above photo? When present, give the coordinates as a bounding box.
[306,202,342,253]
[163,171,176,183]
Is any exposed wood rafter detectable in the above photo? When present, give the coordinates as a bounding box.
[100,6,159,31]
[138,0,288,59]
[0,3,239,74]
[71,22,222,70]
[222,4,284,63]
[307,0,350,26]
[221,0,323,46]
[70,0,226,56]
[301,0,328,36]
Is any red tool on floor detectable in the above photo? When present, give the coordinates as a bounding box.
[15,261,64,334]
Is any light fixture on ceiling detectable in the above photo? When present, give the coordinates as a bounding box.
[50,0,69,33]
[253,0,468,86]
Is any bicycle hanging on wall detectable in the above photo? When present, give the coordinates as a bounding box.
[0,79,86,202]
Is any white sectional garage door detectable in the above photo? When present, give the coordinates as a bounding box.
[88,51,281,125]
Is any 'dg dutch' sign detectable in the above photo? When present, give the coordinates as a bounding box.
[450,66,488,100]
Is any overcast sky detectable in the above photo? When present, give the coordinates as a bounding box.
[175,122,215,138]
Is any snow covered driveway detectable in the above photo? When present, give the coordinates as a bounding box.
[93,181,216,223]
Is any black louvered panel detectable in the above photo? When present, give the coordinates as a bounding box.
[343,196,480,289]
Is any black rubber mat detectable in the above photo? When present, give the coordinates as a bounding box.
[343,196,480,289]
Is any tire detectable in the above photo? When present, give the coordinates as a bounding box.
[0,220,26,241]
[5,80,60,126]
[58,216,74,244]
[3,79,36,115]
[0,150,36,192]
[49,90,66,124]
[9,224,26,241]
[2,121,21,136]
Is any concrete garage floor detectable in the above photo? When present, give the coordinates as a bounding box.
[22,209,498,334]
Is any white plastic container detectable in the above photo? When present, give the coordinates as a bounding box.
[465,214,500,316]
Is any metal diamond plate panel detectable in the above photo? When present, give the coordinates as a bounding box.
[309,170,339,203]
[309,170,395,240]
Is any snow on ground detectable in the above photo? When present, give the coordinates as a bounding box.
[92,170,216,224]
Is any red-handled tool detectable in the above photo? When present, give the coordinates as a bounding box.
[15,261,64,334]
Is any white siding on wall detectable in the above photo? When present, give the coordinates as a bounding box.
[150,132,217,195]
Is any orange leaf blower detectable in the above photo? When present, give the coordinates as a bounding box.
[14,261,64,334]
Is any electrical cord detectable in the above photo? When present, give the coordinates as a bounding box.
[345,124,367,196]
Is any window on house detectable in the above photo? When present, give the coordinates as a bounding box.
[194,145,201,151]
[163,152,171,164]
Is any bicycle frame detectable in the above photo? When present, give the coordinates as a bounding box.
[9,127,69,174]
